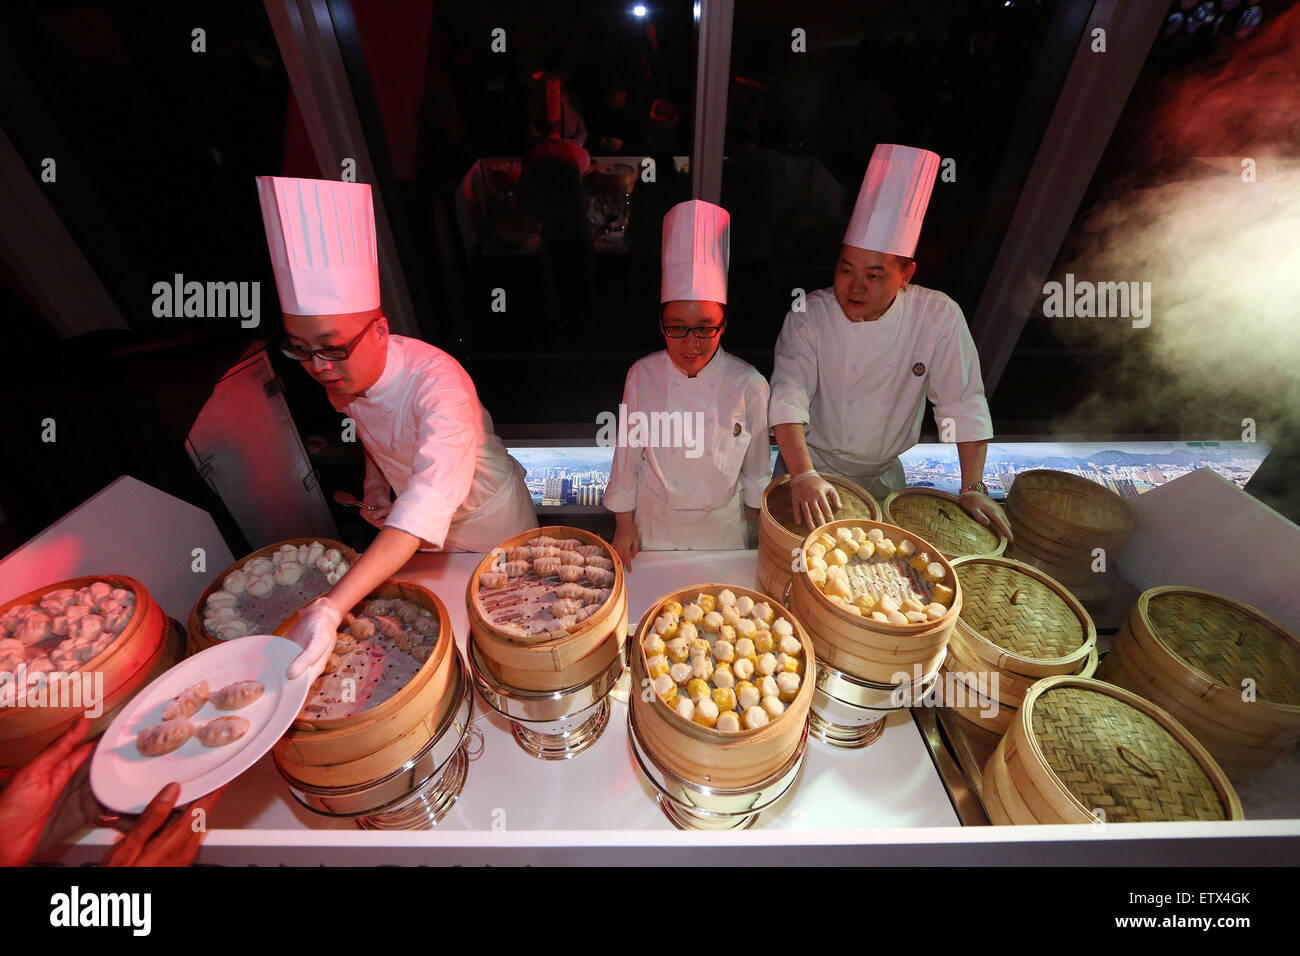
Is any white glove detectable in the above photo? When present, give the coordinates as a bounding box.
[284,596,344,681]
[790,469,843,528]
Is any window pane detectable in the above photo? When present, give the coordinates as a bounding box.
[344,0,700,424]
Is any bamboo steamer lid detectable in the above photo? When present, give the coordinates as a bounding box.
[1139,587,1300,712]
[1006,470,1136,551]
[950,556,1095,677]
[882,488,1006,559]
[1017,677,1242,823]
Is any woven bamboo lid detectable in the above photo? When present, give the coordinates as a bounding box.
[1006,470,1136,542]
[1025,677,1240,822]
[1140,587,1300,709]
[883,488,1006,559]
[949,556,1095,676]
[763,474,880,534]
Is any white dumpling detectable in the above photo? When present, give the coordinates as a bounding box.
[205,590,238,609]
[273,562,304,586]
[223,571,249,595]
[246,575,274,597]
[244,556,274,576]
[216,620,250,640]
[325,567,344,585]
[306,541,326,564]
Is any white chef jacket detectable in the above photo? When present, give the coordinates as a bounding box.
[334,335,537,551]
[604,348,771,551]
[768,286,992,497]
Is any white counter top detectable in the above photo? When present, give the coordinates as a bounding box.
[45,549,1300,865]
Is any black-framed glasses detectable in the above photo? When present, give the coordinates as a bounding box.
[280,315,380,363]
[661,323,724,340]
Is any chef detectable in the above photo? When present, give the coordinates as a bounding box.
[605,200,771,565]
[255,176,536,678]
[768,144,1012,538]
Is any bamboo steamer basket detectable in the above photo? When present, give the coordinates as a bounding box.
[883,488,1007,560]
[466,526,627,693]
[788,519,961,685]
[272,580,456,788]
[979,742,1015,824]
[1005,470,1136,552]
[0,575,172,768]
[949,556,1096,678]
[187,538,358,654]
[983,676,1242,825]
[1103,587,1300,781]
[942,636,1098,737]
[629,582,815,793]
[757,475,880,599]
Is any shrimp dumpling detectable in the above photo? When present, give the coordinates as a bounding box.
[209,680,264,711]
[163,680,208,721]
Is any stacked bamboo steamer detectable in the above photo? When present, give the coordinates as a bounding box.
[983,676,1242,824]
[629,583,815,792]
[1004,470,1135,606]
[0,575,179,768]
[883,488,1007,560]
[944,556,1097,739]
[788,519,961,686]
[1103,586,1300,783]
[187,538,358,654]
[757,475,880,602]
[466,526,627,693]
[272,580,461,794]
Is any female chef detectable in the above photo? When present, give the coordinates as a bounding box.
[767,144,1012,538]
[255,177,537,679]
[604,200,772,566]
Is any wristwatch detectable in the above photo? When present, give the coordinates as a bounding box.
[960,481,988,496]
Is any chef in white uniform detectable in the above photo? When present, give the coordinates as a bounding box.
[255,176,536,678]
[768,144,1012,538]
[604,200,771,565]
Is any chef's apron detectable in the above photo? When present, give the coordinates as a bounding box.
[635,482,748,552]
[773,452,905,503]
[433,457,537,552]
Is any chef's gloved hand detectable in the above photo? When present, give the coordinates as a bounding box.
[285,596,343,681]
[790,470,841,528]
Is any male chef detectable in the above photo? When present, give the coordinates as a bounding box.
[604,200,771,564]
[768,144,1012,538]
[255,176,536,678]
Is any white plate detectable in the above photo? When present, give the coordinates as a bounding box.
[90,634,310,814]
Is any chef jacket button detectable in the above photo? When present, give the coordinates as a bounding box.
[383,403,393,412]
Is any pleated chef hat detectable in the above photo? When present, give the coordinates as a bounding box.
[843,144,941,258]
[256,176,381,317]
[661,200,730,304]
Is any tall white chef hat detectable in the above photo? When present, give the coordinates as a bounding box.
[661,199,730,304]
[256,176,381,317]
[843,144,941,258]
